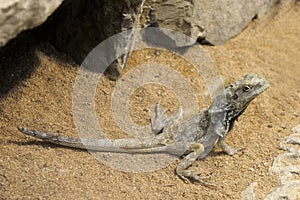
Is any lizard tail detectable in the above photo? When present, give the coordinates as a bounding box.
[17,127,167,153]
[18,127,87,149]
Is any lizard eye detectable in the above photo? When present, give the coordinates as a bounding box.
[243,85,251,92]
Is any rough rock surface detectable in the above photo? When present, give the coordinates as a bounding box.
[145,0,278,45]
[0,0,62,47]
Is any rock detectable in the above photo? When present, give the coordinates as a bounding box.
[0,0,63,47]
[257,0,281,18]
[240,182,257,200]
[264,125,300,199]
[144,0,275,45]
[35,0,144,80]
[241,124,300,199]
[264,181,300,200]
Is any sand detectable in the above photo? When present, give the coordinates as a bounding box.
[0,2,299,199]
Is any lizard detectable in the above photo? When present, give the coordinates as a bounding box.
[18,74,269,186]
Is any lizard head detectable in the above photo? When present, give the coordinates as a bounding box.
[224,74,269,110]
[209,74,268,137]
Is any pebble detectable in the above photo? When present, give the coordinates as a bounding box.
[154,49,160,56]
[280,124,287,129]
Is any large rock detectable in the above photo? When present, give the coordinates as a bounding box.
[0,0,63,47]
[144,0,274,45]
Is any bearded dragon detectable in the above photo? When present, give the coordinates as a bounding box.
[18,74,269,186]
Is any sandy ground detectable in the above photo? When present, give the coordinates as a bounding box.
[0,2,299,200]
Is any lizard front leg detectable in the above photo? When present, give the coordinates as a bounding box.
[150,103,182,134]
[175,143,214,186]
[217,137,244,156]
[150,103,169,134]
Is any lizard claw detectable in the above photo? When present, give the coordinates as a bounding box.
[178,174,192,184]
[177,171,215,187]
[218,139,245,156]
[191,174,216,188]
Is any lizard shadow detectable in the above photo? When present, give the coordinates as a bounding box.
[0,32,40,99]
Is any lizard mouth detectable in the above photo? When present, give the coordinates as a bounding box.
[233,75,269,111]
[259,79,269,92]
[255,79,269,96]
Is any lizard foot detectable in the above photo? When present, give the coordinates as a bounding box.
[225,147,245,156]
[177,171,215,187]
[150,103,169,134]
[150,103,183,134]
[218,138,245,156]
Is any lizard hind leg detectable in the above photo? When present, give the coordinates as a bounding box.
[175,143,215,187]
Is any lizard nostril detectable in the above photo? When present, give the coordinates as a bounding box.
[233,94,238,100]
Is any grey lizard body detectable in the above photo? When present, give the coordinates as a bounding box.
[18,74,269,185]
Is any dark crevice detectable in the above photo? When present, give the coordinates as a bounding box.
[0,31,40,99]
